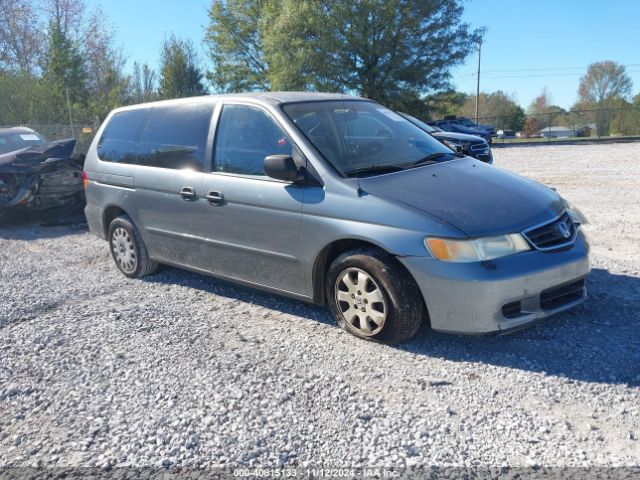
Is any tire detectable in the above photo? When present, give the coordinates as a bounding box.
[108,215,158,278]
[326,247,425,344]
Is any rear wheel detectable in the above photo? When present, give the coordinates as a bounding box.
[326,247,425,344]
[108,215,158,278]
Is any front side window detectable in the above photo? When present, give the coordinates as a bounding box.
[282,100,454,177]
[137,103,214,171]
[97,108,150,163]
[213,104,292,176]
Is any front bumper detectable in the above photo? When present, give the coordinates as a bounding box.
[400,230,590,334]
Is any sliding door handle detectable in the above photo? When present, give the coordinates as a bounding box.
[205,191,225,206]
[179,186,196,201]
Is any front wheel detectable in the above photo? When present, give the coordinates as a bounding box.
[326,247,425,344]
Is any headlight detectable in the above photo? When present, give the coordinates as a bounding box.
[425,234,531,262]
[561,198,589,225]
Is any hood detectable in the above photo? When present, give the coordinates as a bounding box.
[440,124,487,137]
[474,123,495,131]
[432,131,486,144]
[358,157,564,237]
[455,125,490,136]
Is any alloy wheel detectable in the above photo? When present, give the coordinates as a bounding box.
[335,267,387,336]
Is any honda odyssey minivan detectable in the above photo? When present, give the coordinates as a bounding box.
[84,93,590,344]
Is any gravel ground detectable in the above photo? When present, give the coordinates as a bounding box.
[0,143,639,472]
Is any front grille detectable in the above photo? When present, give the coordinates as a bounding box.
[540,279,585,310]
[523,212,577,250]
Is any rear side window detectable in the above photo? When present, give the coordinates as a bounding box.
[97,108,150,163]
[137,103,214,171]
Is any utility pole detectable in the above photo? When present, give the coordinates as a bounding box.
[65,85,75,139]
[475,39,482,123]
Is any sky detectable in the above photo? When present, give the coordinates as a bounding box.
[86,0,640,109]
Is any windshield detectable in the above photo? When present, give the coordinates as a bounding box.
[0,131,46,155]
[282,100,454,177]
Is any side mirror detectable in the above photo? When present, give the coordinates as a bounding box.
[264,155,303,182]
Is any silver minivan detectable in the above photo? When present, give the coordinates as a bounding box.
[84,93,590,344]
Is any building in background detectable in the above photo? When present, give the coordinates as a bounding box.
[540,126,576,138]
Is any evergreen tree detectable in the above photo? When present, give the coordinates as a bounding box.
[42,22,88,122]
[159,34,207,99]
[205,0,482,114]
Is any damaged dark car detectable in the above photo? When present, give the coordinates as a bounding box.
[0,127,84,214]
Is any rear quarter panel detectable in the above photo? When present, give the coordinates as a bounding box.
[83,110,139,239]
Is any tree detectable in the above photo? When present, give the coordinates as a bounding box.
[204,0,483,114]
[205,0,268,92]
[0,72,50,124]
[0,0,132,126]
[456,91,525,131]
[158,34,207,99]
[41,0,86,42]
[0,0,43,74]
[528,87,552,114]
[42,21,88,121]
[82,6,130,119]
[578,61,633,135]
[578,61,632,105]
[607,97,639,136]
[527,88,567,129]
[521,116,542,137]
[502,104,526,132]
[423,90,468,119]
[130,62,158,104]
[272,0,482,113]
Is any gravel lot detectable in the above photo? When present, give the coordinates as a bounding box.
[1,143,639,472]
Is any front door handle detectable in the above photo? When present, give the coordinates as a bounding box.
[179,186,196,201]
[205,191,225,206]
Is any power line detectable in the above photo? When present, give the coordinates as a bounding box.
[459,64,640,77]
[480,70,640,80]
[485,64,640,73]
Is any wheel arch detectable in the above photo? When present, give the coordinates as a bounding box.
[312,238,423,307]
[102,205,130,238]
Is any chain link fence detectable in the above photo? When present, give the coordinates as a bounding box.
[472,106,640,144]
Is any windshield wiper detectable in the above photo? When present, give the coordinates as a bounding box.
[345,164,406,177]
[409,152,459,167]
